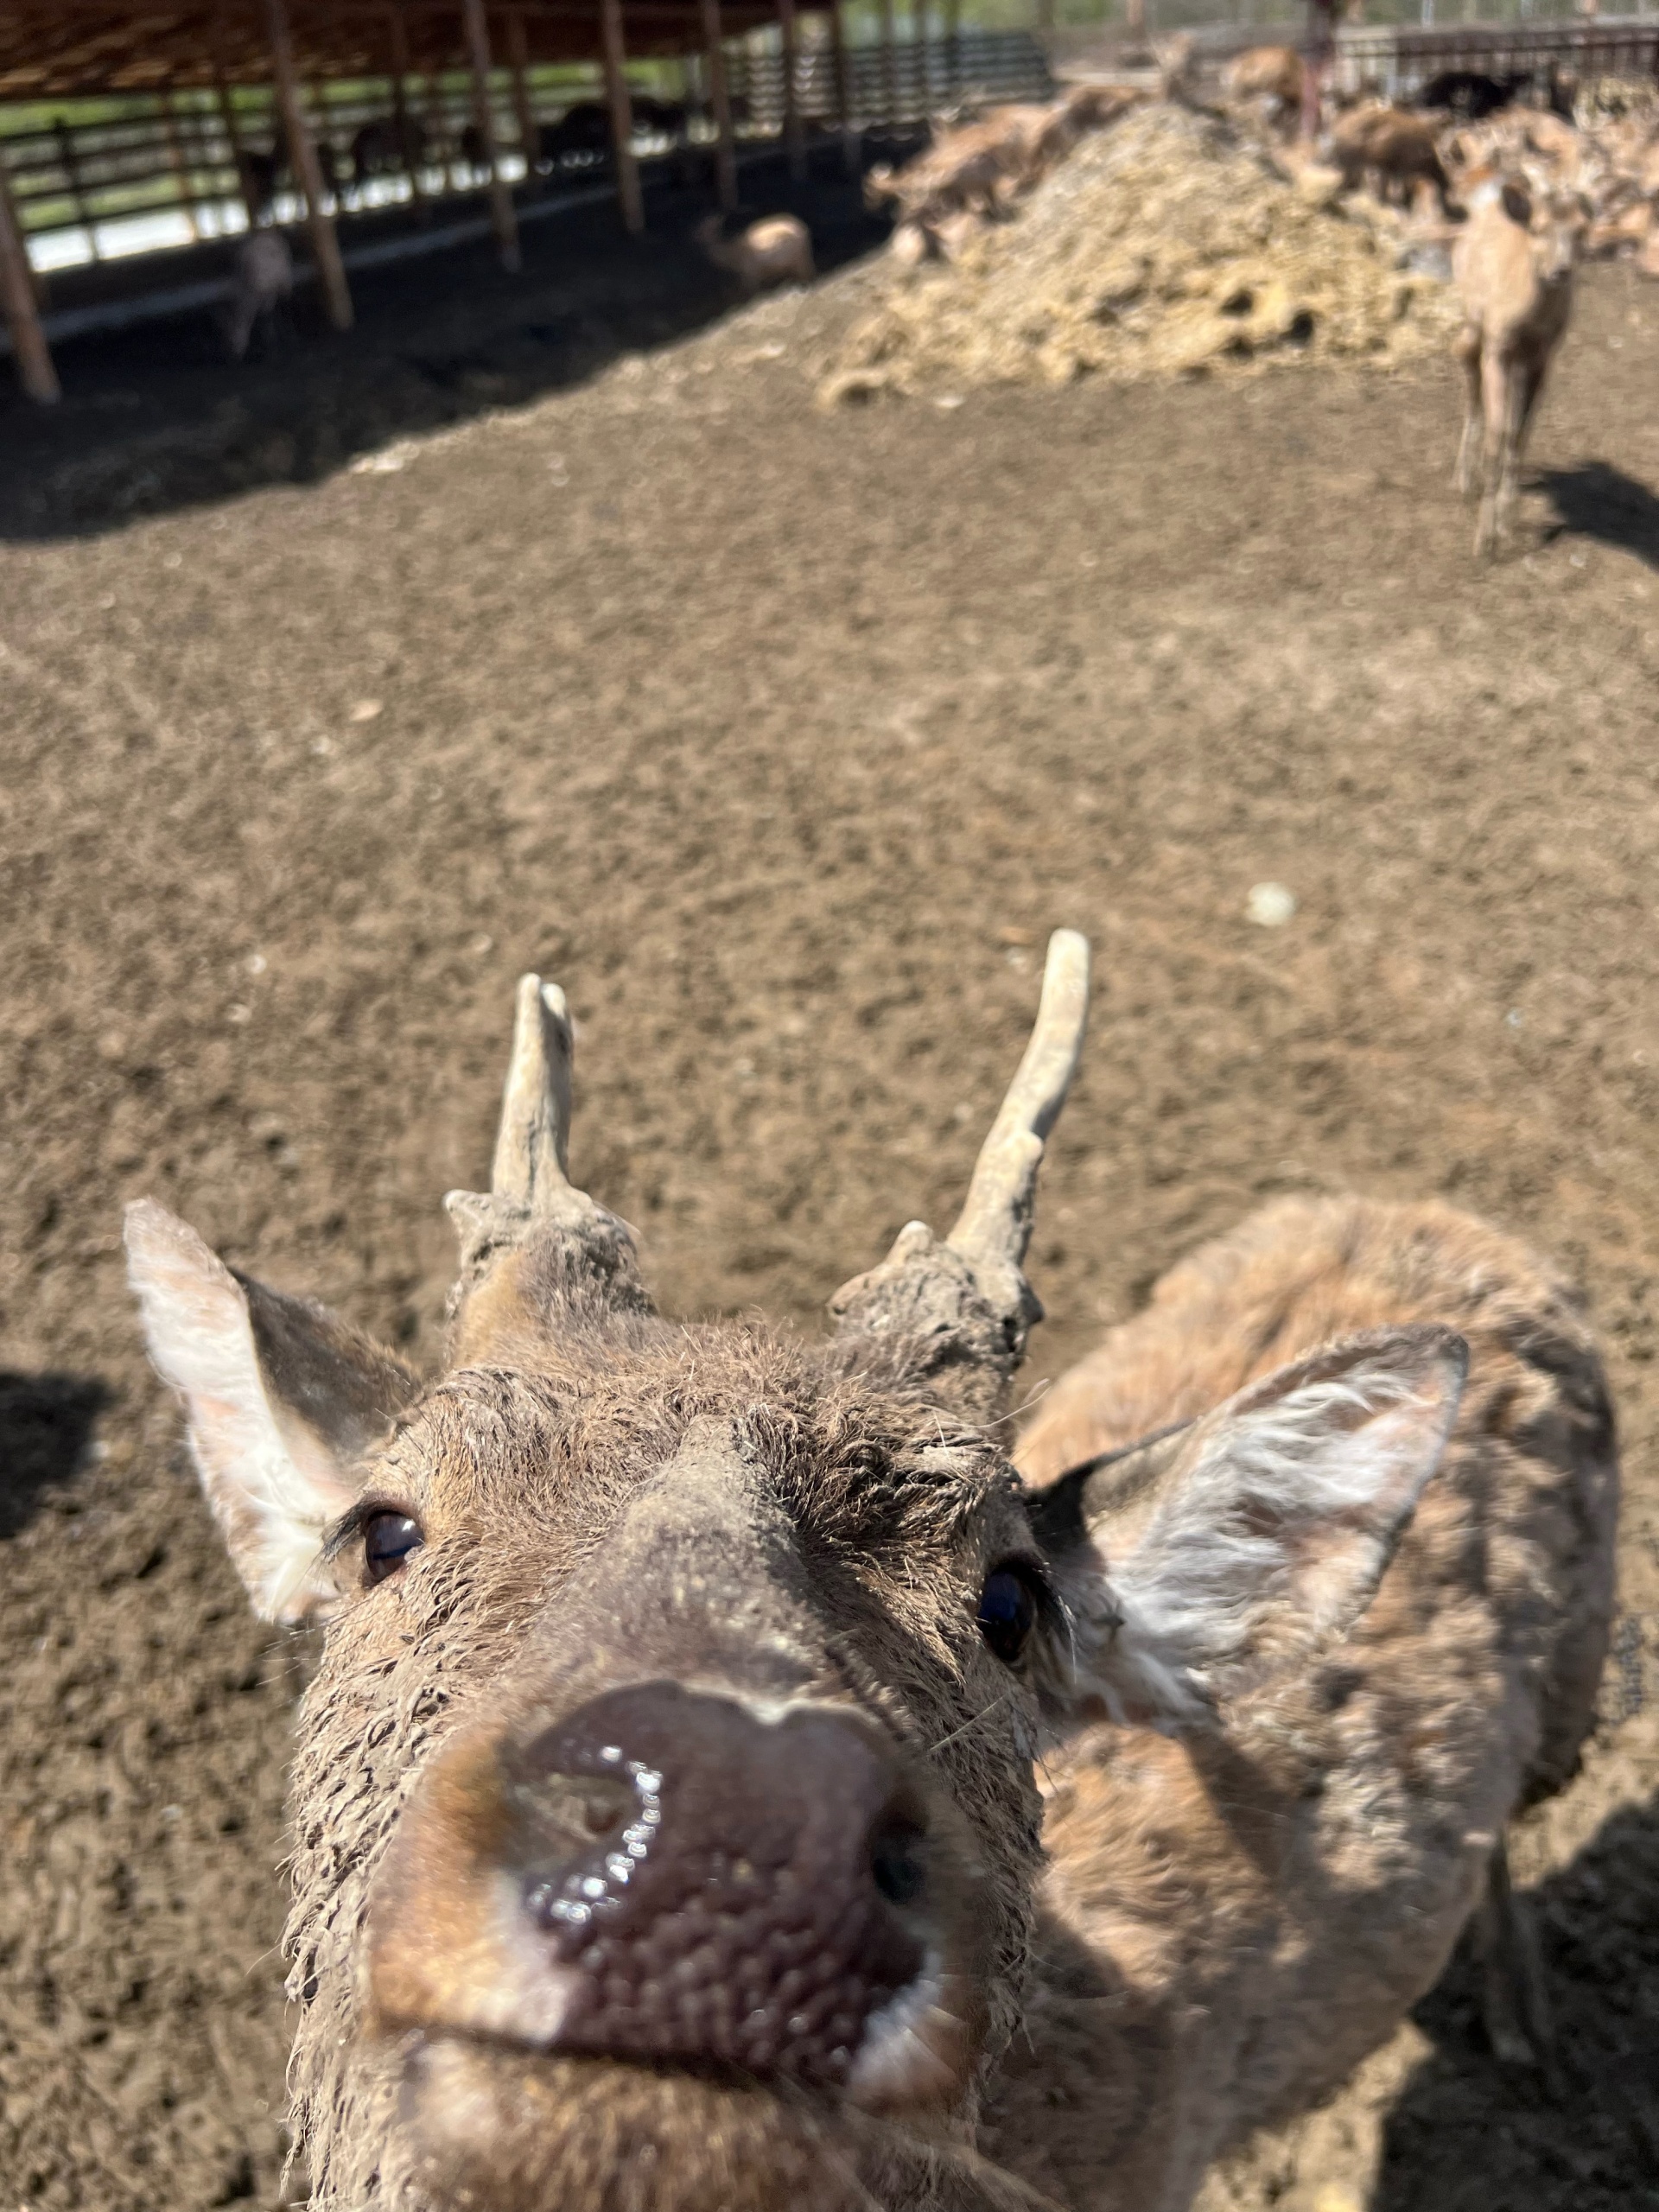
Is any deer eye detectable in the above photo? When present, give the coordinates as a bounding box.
[976,1564,1039,1666]
[363,1511,423,1585]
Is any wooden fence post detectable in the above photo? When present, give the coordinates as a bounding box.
[879,0,899,124]
[600,0,645,231]
[264,0,353,327]
[506,10,539,187]
[461,0,520,267]
[0,151,58,402]
[54,118,102,261]
[213,51,262,229]
[700,0,740,209]
[779,0,806,178]
[160,91,203,242]
[829,0,857,174]
[387,8,430,213]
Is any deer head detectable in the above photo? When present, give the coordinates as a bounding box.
[124,930,1466,2212]
[125,936,1091,2212]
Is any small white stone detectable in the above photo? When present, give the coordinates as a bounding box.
[1246,882,1296,928]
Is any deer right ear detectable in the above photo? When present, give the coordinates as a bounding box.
[1034,1326,1469,1726]
[124,1200,420,1623]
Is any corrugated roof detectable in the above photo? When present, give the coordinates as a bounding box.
[0,0,782,99]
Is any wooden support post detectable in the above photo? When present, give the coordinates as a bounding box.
[506,9,538,188]
[829,0,857,174]
[264,0,353,327]
[387,9,429,212]
[599,0,645,232]
[426,73,455,192]
[161,91,203,242]
[700,0,739,210]
[53,118,101,262]
[779,0,806,178]
[879,0,899,125]
[213,54,261,229]
[183,95,223,235]
[0,151,57,402]
[461,0,519,267]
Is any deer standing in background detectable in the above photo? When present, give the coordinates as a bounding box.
[695,213,815,295]
[223,230,294,361]
[1453,171,1583,556]
[127,932,1616,2212]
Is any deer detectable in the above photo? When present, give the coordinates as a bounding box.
[1452,171,1584,556]
[1331,105,1452,210]
[125,931,1618,2212]
[694,213,815,295]
[1222,45,1306,134]
[223,230,294,362]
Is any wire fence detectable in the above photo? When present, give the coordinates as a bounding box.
[5,8,1658,274]
[0,30,1053,272]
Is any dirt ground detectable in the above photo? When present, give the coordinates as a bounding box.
[2,181,1657,2212]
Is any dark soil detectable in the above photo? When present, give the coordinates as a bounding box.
[2,200,1656,2211]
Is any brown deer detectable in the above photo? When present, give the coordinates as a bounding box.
[694,213,815,296]
[1453,172,1583,556]
[126,933,1617,2212]
[1222,46,1306,134]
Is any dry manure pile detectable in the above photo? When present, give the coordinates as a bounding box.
[819,104,1459,404]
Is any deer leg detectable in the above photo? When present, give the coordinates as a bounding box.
[1474,346,1510,556]
[1494,349,1535,550]
[1453,328,1483,498]
[1513,349,1548,477]
[1475,1836,1559,2088]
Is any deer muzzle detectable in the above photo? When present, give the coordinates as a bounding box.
[368,1681,988,2116]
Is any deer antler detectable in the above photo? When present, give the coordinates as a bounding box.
[830,930,1091,1414]
[445,976,649,1347]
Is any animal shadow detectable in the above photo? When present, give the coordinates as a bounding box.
[0,1370,111,1536]
[1535,461,1659,569]
[1376,1789,1659,2211]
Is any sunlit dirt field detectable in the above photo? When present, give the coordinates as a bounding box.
[3,213,1656,2210]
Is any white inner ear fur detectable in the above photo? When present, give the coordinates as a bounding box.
[124,1199,358,1623]
[1064,1338,1467,1725]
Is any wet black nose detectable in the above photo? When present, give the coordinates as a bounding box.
[501,1681,933,2085]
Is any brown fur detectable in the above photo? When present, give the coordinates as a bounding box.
[277,1319,1051,2210]
[1452,176,1580,556]
[1332,105,1452,209]
[1222,46,1305,130]
[1001,1195,1617,2209]
[695,213,815,296]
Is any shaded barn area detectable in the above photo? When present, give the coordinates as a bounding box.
[0,150,898,537]
[0,0,1051,409]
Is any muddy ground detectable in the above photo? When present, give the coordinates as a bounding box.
[2,177,1657,2212]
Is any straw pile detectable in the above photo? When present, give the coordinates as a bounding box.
[818,104,1459,405]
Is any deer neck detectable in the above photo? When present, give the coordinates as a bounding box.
[979,1722,1289,2212]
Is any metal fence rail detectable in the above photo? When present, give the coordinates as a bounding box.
[1338,16,1659,93]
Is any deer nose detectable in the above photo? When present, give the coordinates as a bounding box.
[499,1681,933,2088]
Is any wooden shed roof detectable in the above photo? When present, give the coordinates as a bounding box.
[0,0,783,99]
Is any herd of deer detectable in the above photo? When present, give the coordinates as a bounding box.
[127,931,1619,2212]
[854,48,1650,558]
[1231,47,1659,553]
[212,37,1645,560]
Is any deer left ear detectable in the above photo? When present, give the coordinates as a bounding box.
[124,1199,420,1623]
[1033,1326,1469,1726]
